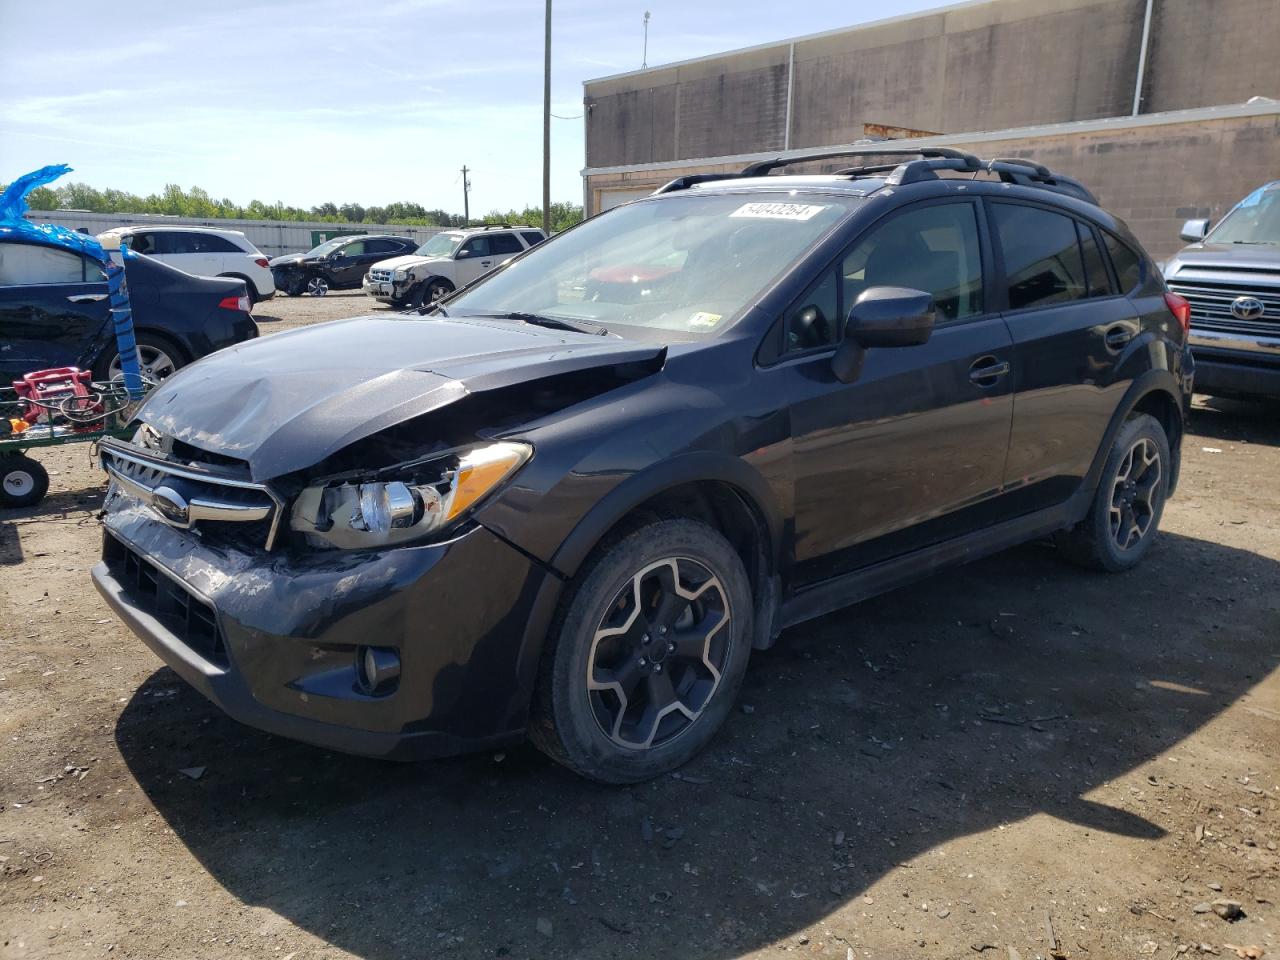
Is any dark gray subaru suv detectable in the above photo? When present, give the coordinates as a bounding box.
[93,148,1194,783]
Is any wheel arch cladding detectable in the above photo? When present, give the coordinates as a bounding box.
[1093,372,1185,499]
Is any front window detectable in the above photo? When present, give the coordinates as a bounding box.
[446,193,858,336]
[1208,185,1280,245]
[415,233,464,258]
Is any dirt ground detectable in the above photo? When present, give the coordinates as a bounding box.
[2,291,1278,960]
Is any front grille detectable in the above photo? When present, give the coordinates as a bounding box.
[369,268,394,282]
[104,534,227,668]
[1167,279,1280,336]
[100,437,285,550]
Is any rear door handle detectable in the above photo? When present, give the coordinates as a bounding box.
[67,293,108,303]
[1104,325,1134,350]
[969,357,1010,386]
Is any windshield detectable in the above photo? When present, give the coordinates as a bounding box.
[446,193,857,336]
[415,233,464,257]
[305,237,353,257]
[1208,185,1280,245]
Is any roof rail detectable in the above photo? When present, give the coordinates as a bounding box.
[648,145,1098,205]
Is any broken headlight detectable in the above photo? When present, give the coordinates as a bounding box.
[289,441,531,550]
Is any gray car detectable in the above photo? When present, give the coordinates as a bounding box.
[1164,181,1280,400]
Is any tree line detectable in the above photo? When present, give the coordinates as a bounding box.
[14,181,584,232]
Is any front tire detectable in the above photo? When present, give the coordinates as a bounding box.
[1056,413,1170,572]
[530,518,753,783]
[305,275,329,297]
[0,455,50,508]
[412,278,453,310]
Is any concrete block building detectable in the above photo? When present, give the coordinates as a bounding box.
[581,0,1280,258]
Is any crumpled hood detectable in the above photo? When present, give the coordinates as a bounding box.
[135,314,665,481]
[1165,242,1280,276]
[268,253,312,268]
[371,253,450,273]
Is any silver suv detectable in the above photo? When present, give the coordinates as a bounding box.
[1164,182,1280,400]
[363,225,546,308]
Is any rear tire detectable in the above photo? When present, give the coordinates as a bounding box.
[530,518,753,783]
[1055,413,1170,572]
[0,455,50,508]
[93,331,187,385]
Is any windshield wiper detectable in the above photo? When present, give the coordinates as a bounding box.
[495,311,609,336]
[1231,240,1276,245]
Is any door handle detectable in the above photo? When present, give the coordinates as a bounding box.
[67,293,108,303]
[968,357,1010,386]
[1104,325,1134,350]
[480,260,493,267]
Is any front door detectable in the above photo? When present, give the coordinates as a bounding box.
[778,200,1016,583]
[986,201,1135,513]
[454,236,495,287]
[328,240,368,287]
[0,240,111,382]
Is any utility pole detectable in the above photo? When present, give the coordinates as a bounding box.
[542,0,552,236]
[642,11,650,69]
[460,165,471,224]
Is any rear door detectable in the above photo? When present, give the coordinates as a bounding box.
[987,200,1137,512]
[776,199,1016,582]
[0,240,111,382]
[488,231,525,266]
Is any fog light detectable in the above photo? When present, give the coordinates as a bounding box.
[357,646,400,694]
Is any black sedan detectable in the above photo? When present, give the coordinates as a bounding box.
[269,235,417,297]
[0,239,258,384]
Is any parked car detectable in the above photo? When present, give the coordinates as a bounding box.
[0,238,257,384]
[97,226,275,304]
[93,148,1192,783]
[269,235,418,297]
[1164,181,1279,400]
[363,225,547,307]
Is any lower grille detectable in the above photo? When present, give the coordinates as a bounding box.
[104,534,227,668]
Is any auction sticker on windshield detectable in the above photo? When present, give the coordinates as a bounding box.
[730,202,829,221]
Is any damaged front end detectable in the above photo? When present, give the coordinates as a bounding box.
[92,314,668,758]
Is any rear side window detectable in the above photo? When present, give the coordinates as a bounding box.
[1077,222,1113,297]
[520,231,545,247]
[992,203,1087,310]
[1103,232,1145,294]
[196,234,242,253]
[0,242,105,285]
[364,238,398,254]
[489,233,524,256]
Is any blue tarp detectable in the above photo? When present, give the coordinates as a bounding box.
[0,164,143,397]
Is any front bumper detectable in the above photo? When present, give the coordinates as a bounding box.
[1190,344,1280,399]
[94,494,559,760]
[362,277,409,302]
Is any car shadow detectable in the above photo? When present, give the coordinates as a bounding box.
[1191,393,1280,446]
[115,530,1279,959]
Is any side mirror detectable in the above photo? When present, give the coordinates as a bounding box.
[832,286,935,384]
[456,249,470,258]
[1179,219,1210,243]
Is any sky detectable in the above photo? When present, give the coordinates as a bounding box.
[0,0,950,217]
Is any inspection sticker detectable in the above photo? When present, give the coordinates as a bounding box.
[687,311,723,329]
[729,202,827,221]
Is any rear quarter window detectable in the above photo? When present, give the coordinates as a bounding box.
[1103,232,1146,295]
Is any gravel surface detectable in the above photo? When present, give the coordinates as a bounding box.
[1,293,1277,960]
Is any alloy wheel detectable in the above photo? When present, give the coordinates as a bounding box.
[586,557,732,750]
[109,345,178,382]
[307,276,329,296]
[1109,437,1162,550]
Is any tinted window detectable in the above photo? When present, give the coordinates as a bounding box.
[785,270,840,351]
[1103,232,1145,294]
[128,232,157,255]
[489,233,524,256]
[363,238,397,254]
[152,232,192,254]
[520,231,545,247]
[195,233,242,253]
[0,242,105,285]
[993,203,1087,310]
[460,237,491,258]
[1077,222,1112,297]
[842,202,984,322]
